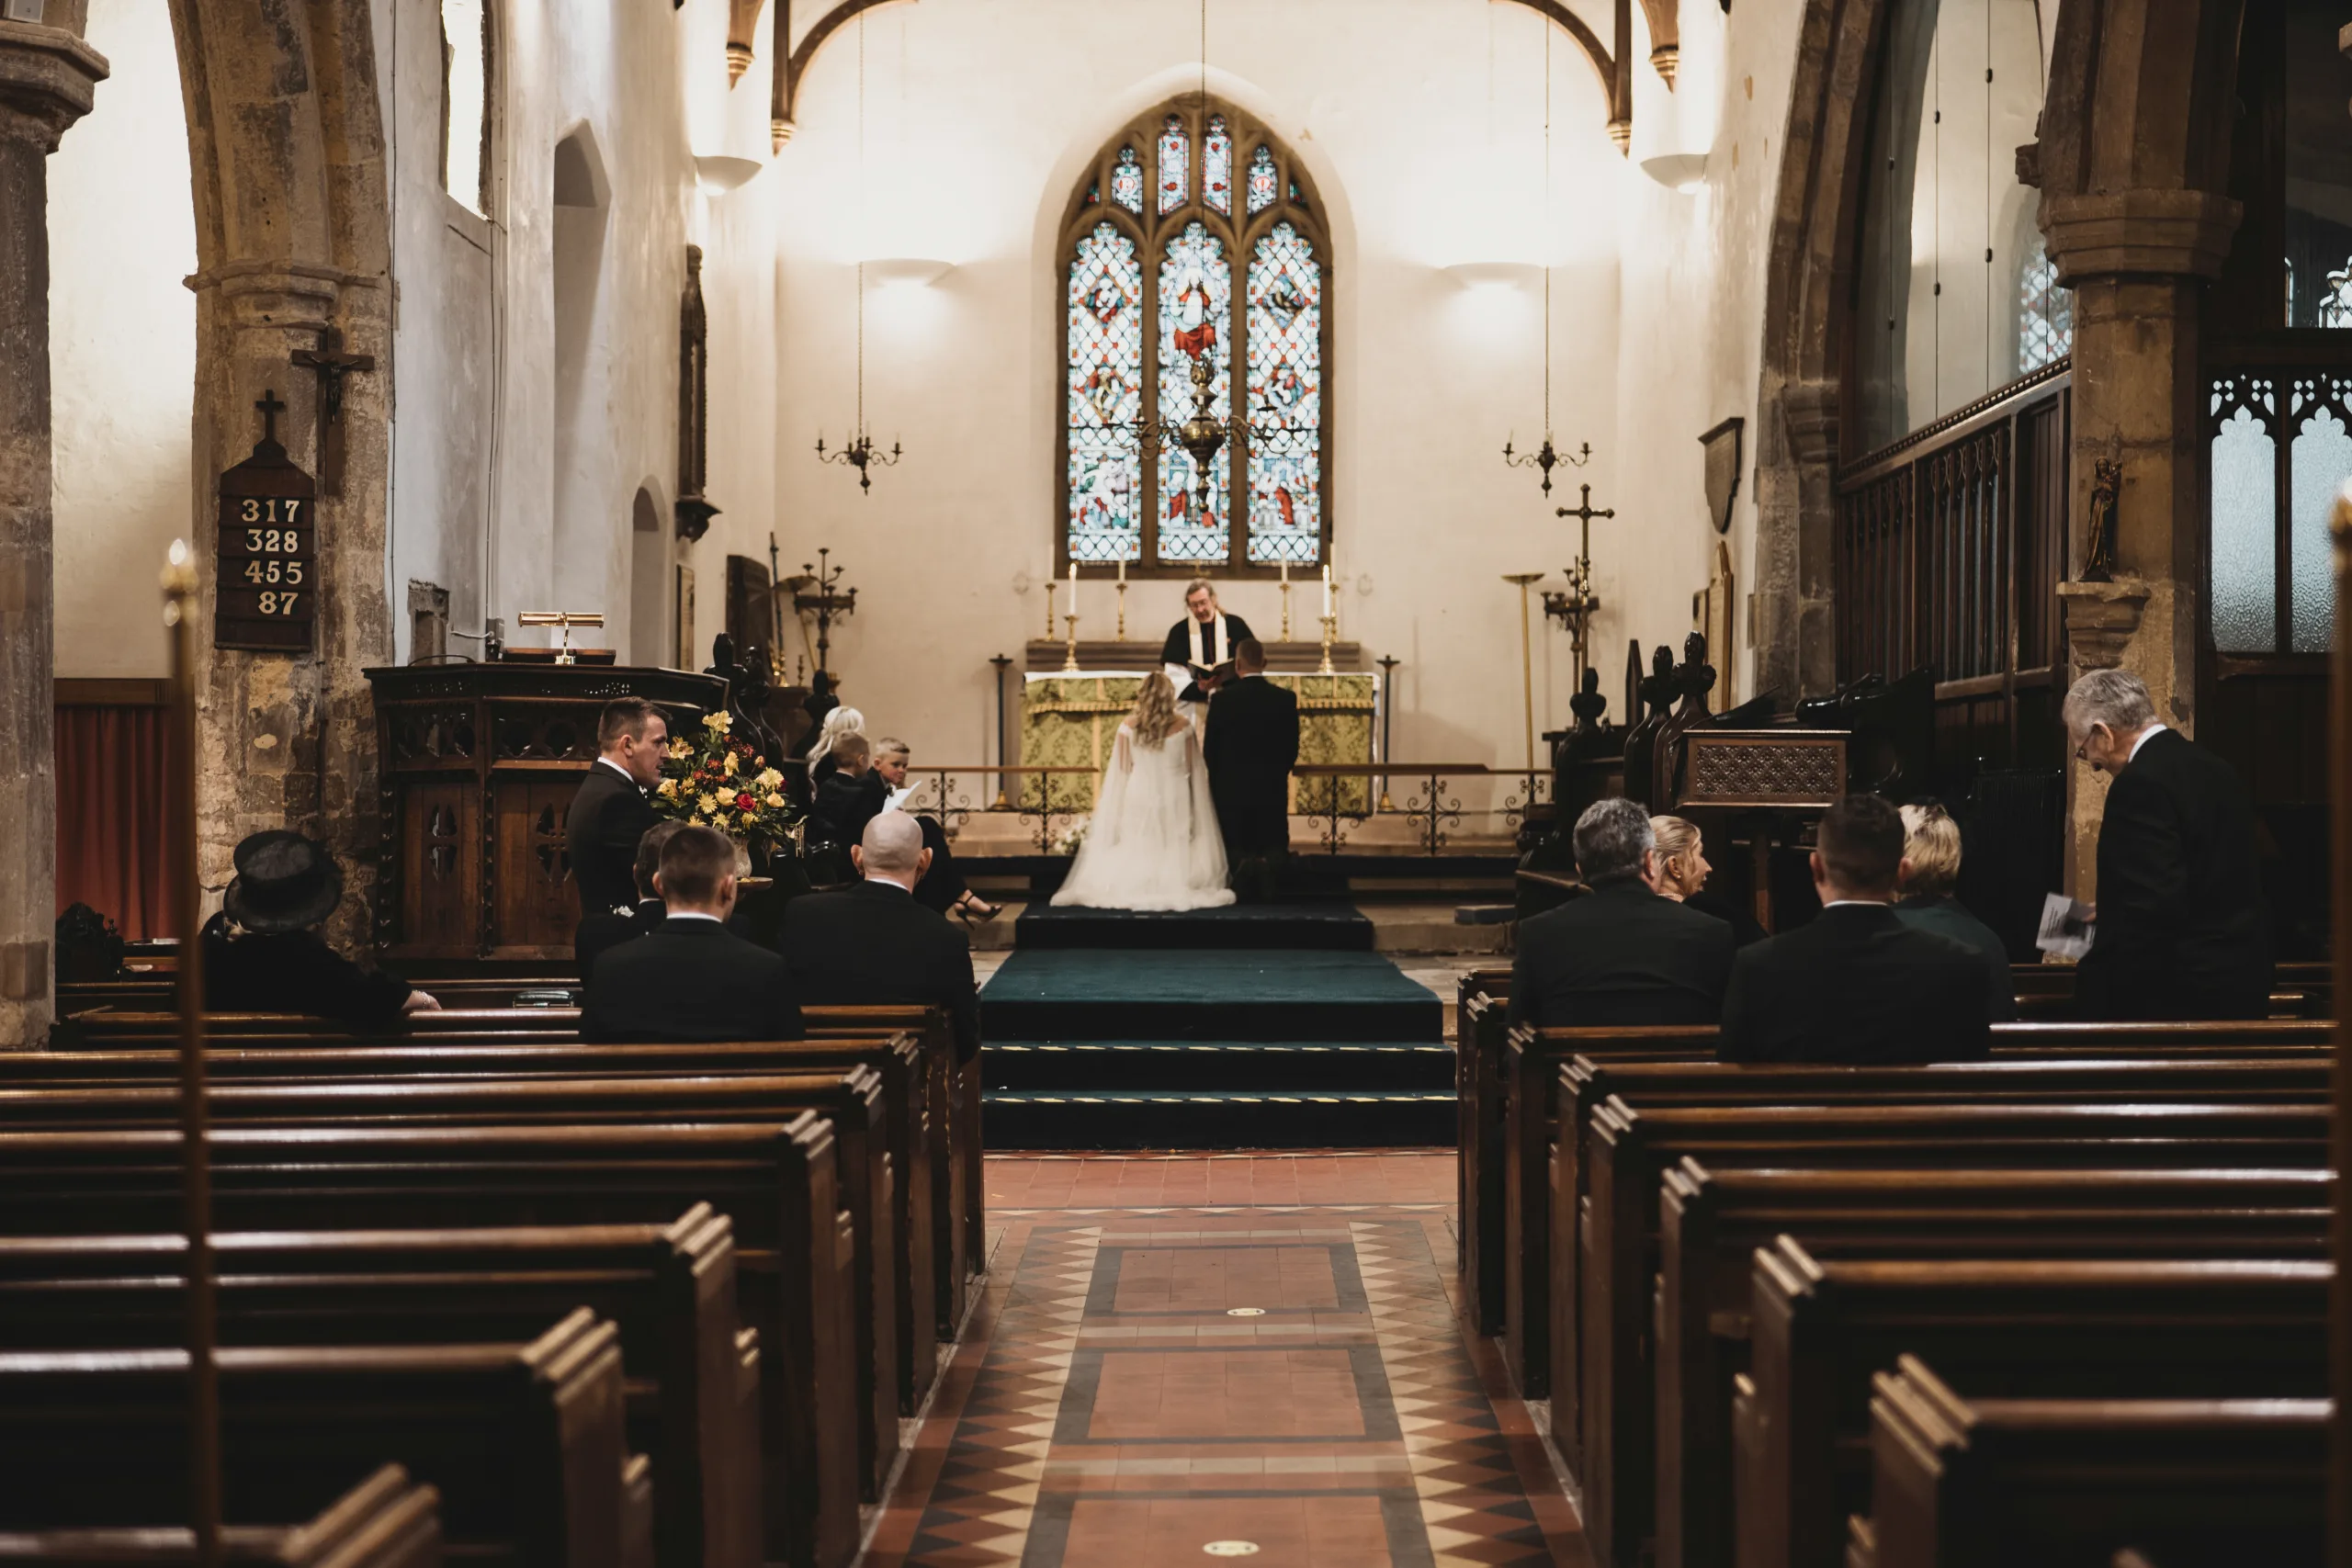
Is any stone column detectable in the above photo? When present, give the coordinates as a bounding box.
[2043,189,2239,897]
[0,8,107,1048]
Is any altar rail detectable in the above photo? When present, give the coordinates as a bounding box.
[854,762,1548,857]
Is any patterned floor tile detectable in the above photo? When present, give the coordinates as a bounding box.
[863,1156,1592,1568]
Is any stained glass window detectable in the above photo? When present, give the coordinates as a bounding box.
[1062,104,1327,573]
[1110,147,1143,213]
[1203,116,1233,216]
[1156,221,1232,561]
[1067,223,1144,563]
[1245,223,1323,564]
[1246,145,1277,214]
[2017,239,2072,374]
[1157,115,1189,216]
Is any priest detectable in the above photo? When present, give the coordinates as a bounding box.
[1159,579,1256,705]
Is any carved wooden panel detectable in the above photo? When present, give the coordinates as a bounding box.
[492,777,582,954]
[1678,733,1848,808]
[396,783,479,954]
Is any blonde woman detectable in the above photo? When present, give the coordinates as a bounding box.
[807,705,866,788]
[1052,672,1234,910]
[1895,800,2017,1021]
[1648,816,1712,901]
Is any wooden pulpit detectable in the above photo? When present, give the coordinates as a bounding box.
[1672,728,1849,933]
[364,662,728,961]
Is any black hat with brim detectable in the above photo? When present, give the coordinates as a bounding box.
[222,830,345,933]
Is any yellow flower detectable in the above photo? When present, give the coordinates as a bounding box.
[656,778,679,799]
[723,751,740,776]
[739,811,757,829]
[754,767,784,790]
[667,739,692,760]
[698,792,719,814]
[765,792,786,808]
[702,711,732,733]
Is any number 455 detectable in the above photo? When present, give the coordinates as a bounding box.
[243,558,304,586]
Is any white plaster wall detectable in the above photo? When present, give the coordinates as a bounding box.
[384,0,697,663]
[49,0,196,680]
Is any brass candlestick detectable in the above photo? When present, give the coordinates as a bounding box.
[1116,581,1128,640]
[1063,613,1081,672]
[1281,580,1294,641]
[1044,573,1055,638]
[1504,571,1544,772]
[1317,613,1338,675]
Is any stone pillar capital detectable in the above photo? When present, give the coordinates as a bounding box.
[0,21,107,152]
[1778,378,1840,466]
[2042,186,2242,286]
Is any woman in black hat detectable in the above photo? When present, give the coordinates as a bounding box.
[201,830,438,1022]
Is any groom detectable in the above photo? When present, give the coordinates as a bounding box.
[1204,638,1299,904]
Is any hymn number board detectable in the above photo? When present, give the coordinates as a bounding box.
[215,389,319,653]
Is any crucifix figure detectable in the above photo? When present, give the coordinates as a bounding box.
[290,326,374,493]
[1541,481,1619,685]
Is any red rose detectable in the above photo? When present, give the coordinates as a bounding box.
[735,793,756,812]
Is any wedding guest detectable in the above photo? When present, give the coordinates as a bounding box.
[1895,801,2018,1021]
[809,734,887,852]
[1651,812,1766,945]
[202,830,439,1022]
[1718,794,1991,1063]
[574,819,685,978]
[782,813,981,1064]
[2064,668,2271,1021]
[872,737,1002,923]
[582,824,802,1042]
[568,697,668,916]
[1509,800,1733,1027]
[807,705,867,790]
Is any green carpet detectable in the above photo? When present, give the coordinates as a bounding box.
[978,949,1442,1043]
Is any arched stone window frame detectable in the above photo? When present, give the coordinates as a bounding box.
[1056,97,1333,578]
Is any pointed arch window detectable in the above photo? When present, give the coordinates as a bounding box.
[1060,99,1331,572]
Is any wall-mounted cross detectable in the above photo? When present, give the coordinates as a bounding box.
[291,327,375,494]
[254,388,287,447]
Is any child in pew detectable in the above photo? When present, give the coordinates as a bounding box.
[202,830,438,1022]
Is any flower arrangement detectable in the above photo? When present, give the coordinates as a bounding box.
[650,710,801,856]
[1054,818,1091,856]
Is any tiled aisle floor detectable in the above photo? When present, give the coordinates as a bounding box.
[864,1153,1592,1568]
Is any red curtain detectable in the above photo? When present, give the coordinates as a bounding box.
[55,702,180,940]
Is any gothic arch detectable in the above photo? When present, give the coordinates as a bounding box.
[170,0,394,935]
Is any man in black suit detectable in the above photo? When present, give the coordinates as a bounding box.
[780,813,981,1064]
[582,825,802,1043]
[1203,639,1299,904]
[573,819,684,978]
[1159,580,1255,703]
[2064,669,2271,1020]
[568,696,669,917]
[1718,794,1992,1063]
[1508,799,1734,1027]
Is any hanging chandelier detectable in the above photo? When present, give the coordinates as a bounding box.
[1500,16,1588,498]
[815,4,902,492]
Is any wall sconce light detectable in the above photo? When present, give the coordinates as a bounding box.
[1640,153,1709,193]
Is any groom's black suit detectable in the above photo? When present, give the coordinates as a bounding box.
[1204,674,1299,858]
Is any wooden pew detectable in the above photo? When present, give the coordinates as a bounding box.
[1572,1098,2332,1568]
[1502,1021,2328,1405]
[0,1069,903,1521]
[0,1037,945,1422]
[1455,968,1513,1332]
[0,1309,648,1568]
[54,1002,985,1345]
[0,1208,757,1568]
[1652,1164,2333,1568]
[1525,1043,2328,1478]
[0,1465,443,1568]
[0,1121,859,1568]
[1739,1245,2330,1568]
[1857,1357,2327,1568]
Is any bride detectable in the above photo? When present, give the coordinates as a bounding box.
[1051,672,1234,911]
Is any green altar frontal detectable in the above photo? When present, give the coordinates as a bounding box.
[1021,671,1376,816]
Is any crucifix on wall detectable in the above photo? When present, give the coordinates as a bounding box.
[290,326,374,495]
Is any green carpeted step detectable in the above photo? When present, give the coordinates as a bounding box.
[1014,902,1374,952]
[984,1040,1453,1091]
[979,949,1441,1043]
[982,1088,1456,1151]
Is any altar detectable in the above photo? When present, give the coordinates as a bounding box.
[1019,640,1375,817]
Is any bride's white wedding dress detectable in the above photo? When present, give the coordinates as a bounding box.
[1051,721,1234,911]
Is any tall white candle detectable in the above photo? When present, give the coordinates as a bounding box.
[1280,559,1289,588]
[1320,562,1332,617]
[1117,556,1126,585]
[1067,561,1078,615]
